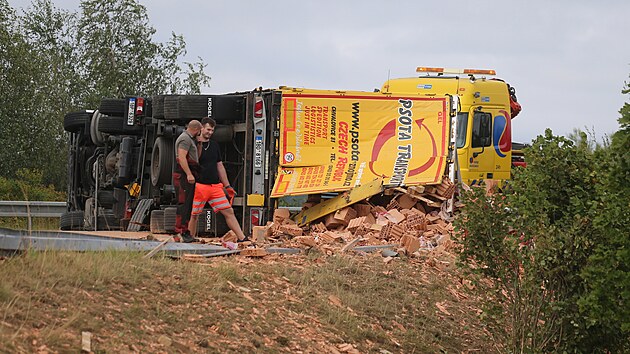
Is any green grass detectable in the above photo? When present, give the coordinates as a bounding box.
[0,250,496,353]
[0,217,59,231]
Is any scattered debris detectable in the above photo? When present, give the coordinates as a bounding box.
[176,181,457,262]
[81,331,91,353]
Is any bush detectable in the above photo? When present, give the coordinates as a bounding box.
[0,168,65,201]
[455,128,629,352]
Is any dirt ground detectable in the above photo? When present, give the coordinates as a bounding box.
[0,247,501,353]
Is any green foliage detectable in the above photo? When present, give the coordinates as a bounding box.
[455,125,629,352]
[576,76,630,351]
[0,169,65,201]
[0,0,211,190]
[76,0,210,105]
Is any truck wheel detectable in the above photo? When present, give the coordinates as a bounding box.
[90,111,108,146]
[163,95,180,120]
[151,137,174,187]
[150,210,166,233]
[98,116,125,134]
[153,95,165,119]
[177,95,213,119]
[163,207,177,233]
[64,112,90,133]
[99,98,126,116]
[97,210,119,230]
[60,211,84,230]
[96,189,115,208]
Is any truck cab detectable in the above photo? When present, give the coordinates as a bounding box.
[383,67,520,185]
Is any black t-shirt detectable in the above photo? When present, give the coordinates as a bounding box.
[198,140,222,184]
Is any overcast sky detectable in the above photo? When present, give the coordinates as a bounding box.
[9,0,630,143]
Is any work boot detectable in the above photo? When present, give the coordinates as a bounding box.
[180,231,198,243]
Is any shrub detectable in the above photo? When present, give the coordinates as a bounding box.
[0,168,65,201]
[455,128,629,352]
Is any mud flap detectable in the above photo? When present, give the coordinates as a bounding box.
[127,198,153,231]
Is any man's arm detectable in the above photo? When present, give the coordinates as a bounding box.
[217,161,230,187]
[178,147,195,184]
[218,161,235,203]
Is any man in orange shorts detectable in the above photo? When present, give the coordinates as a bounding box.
[188,118,247,241]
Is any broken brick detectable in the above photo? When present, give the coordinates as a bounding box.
[347,216,367,233]
[405,213,426,231]
[294,236,317,247]
[371,205,388,215]
[240,248,268,257]
[353,224,369,237]
[384,209,406,224]
[400,234,421,254]
[222,230,237,243]
[352,203,372,217]
[252,226,267,243]
[319,231,343,243]
[324,213,343,229]
[273,209,291,224]
[279,224,303,236]
[386,199,400,211]
[397,194,417,209]
[380,223,404,240]
[334,207,358,226]
[311,222,327,233]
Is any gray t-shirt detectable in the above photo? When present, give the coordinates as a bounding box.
[175,131,199,163]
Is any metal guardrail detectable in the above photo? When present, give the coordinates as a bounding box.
[0,201,66,218]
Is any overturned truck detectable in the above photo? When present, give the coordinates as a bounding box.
[61,67,522,235]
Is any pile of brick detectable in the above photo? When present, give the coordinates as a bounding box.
[232,178,456,258]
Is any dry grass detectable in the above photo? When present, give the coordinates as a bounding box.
[0,217,60,231]
[0,249,496,352]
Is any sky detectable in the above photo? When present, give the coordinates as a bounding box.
[8,0,630,143]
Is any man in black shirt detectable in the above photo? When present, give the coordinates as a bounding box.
[188,118,246,241]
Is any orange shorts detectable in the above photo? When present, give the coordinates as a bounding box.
[191,183,230,215]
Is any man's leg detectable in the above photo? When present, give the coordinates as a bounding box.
[219,207,246,240]
[188,213,199,238]
[173,171,187,234]
[180,176,195,234]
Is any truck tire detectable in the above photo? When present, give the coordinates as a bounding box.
[163,207,177,233]
[151,137,174,187]
[153,95,165,119]
[177,95,212,119]
[64,112,90,133]
[162,95,243,122]
[150,210,165,234]
[96,189,115,208]
[99,98,126,116]
[90,111,108,146]
[163,95,180,120]
[60,211,84,230]
[98,116,125,134]
[97,210,119,230]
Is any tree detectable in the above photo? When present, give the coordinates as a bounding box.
[0,0,66,189]
[0,0,211,189]
[76,0,210,106]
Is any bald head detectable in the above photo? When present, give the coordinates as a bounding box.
[187,120,202,136]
